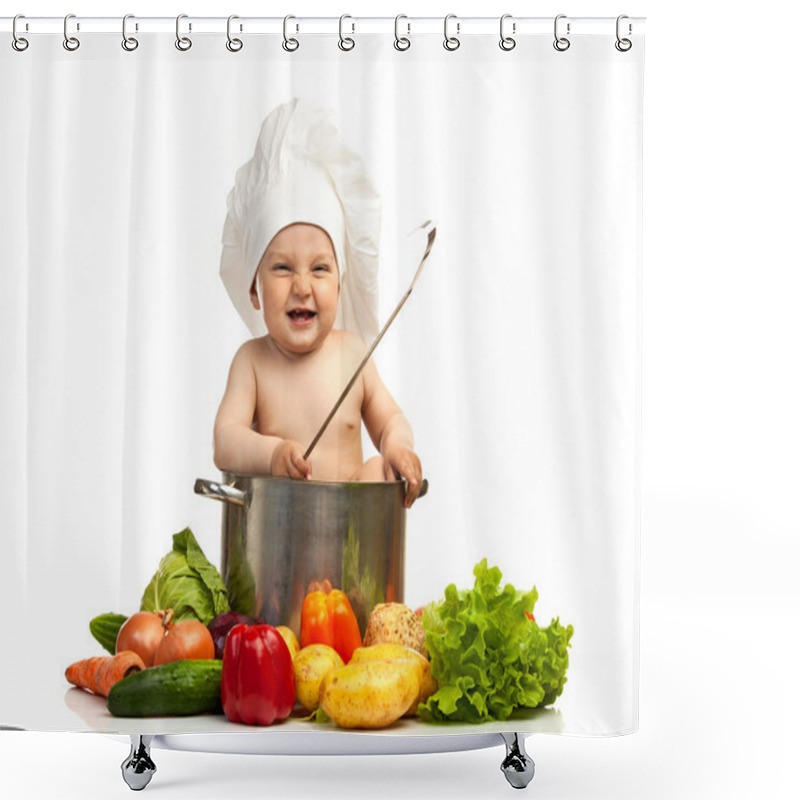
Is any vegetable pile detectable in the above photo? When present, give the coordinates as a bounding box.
[418,559,573,723]
[68,535,573,731]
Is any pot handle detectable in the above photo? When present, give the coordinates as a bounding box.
[416,478,429,499]
[194,478,247,507]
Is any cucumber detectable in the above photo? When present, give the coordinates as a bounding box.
[107,659,223,717]
[90,613,128,655]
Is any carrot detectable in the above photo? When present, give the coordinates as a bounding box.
[65,651,146,697]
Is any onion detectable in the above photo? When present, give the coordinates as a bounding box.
[116,611,165,666]
[153,610,215,665]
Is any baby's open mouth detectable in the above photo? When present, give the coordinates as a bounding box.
[287,309,317,323]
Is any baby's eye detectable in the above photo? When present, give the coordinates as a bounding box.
[272,264,291,273]
[313,264,332,273]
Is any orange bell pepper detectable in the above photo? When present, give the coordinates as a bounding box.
[300,580,362,663]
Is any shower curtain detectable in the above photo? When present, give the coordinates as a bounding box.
[0,17,643,739]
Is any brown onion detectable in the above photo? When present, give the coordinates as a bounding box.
[115,611,165,667]
[153,611,215,665]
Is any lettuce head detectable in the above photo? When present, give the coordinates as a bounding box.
[418,559,573,723]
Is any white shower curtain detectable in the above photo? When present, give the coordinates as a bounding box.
[1,18,643,738]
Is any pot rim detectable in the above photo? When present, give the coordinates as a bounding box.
[195,475,428,505]
[220,473,407,487]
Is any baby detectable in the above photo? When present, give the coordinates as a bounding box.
[213,100,422,507]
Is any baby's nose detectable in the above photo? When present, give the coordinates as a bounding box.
[292,274,311,296]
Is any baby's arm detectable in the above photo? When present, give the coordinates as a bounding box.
[213,343,311,478]
[361,357,423,507]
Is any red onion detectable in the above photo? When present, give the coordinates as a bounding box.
[208,611,266,659]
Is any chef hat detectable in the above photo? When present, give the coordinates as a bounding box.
[220,98,381,342]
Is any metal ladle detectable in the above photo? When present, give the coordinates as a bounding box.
[303,221,436,460]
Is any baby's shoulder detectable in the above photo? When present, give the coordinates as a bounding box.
[231,336,272,367]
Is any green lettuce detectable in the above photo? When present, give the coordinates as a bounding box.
[418,559,573,723]
[140,528,230,624]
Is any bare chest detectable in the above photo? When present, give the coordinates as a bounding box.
[253,351,364,453]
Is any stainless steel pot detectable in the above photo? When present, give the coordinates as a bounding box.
[194,474,428,636]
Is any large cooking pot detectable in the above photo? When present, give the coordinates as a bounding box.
[194,474,428,636]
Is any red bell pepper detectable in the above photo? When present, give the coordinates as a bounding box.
[300,582,362,663]
[221,624,295,726]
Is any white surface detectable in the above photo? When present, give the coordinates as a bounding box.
[2,0,800,799]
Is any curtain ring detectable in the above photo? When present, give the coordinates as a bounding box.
[283,15,299,52]
[615,15,632,52]
[443,14,460,51]
[12,15,29,52]
[338,14,355,51]
[122,14,139,51]
[226,15,243,52]
[553,14,570,52]
[63,13,80,51]
[175,14,192,51]
[394,15,411,51]
[499,14,516,51]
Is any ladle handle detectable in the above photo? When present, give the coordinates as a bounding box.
[304,222,436,461]
[194,478,247,507]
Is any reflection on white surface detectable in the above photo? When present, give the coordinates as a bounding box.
[59,685,563,748]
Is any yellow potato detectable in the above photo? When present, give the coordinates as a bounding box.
[276,626,300,660]
[293,644,345,712]
[350,643,413,662]
[350,644,437,716]
[319,660,419,729]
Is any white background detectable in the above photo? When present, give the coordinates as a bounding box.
[1,2,798,800]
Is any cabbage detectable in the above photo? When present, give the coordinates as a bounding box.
[418,559,573,723]
[140,528,230,625]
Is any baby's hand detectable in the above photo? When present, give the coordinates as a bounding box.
[271,439,312,480]
[384,445,423,508]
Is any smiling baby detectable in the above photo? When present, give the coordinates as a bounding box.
[213,100,422,507]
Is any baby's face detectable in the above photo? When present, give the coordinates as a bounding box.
[251,223,340,356]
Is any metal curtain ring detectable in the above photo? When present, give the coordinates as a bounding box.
[443,14,460,51]
[227,15,243,52]
[615,14,632,52]
[12,15,29,51]
[283,15,299,52]
[499,13,516,51]
[553,14,570,51]
[122,14,139,51]
[338,14,355,51]
[394,14,410,51]
[63,13,80,51]
[176,14,192,51]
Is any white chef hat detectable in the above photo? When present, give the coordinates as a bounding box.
[220,98,381,343]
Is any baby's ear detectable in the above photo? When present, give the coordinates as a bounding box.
[249,280,261,310]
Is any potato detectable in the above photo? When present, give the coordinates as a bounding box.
[319,660,419,729]
[293,644,344,712]
[350,643,412,663]
[363,603,428,658]
[276,626,300,660]
[350,644,437,716]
